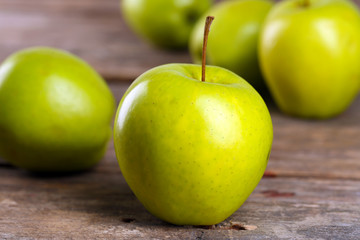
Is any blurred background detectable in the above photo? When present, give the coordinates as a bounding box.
[0,0,196,82]
[1,0,360,81]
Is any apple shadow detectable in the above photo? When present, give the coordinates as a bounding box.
[24,162,170,227]
[0,161,15,169]
[23,165,244,231]
[0,137,165,227]
[25,168,93,179]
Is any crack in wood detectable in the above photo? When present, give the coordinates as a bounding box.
[0,163,15,169]
[263,170,277,178]
[121,218,135,223]
[261,190,295,197]
[195,222,257,231]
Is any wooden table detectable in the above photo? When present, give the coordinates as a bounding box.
[1,1,359,239]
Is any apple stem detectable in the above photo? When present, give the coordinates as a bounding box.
[201,16,214,82]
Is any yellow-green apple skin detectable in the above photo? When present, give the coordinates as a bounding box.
[0,47,115,172]
[114,64,273,225]
[189,0,274,91]
[121,0,212,49]
[259,0,360,118]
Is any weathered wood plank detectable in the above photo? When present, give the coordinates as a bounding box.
[267,95,360,180]
[0,158,359,239]
[0,0,191,81]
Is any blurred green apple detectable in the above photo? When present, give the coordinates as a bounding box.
[259,0,360,118]
[114,63,273,225]
[189,0,273,91]
[0,47,115,172]
[121,0,212,49]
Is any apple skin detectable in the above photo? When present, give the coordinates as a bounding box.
[0,47,115,172]
[259,0,360,118]
[114,64,273,225]
[189,0,274,91]
[121,0,212,49]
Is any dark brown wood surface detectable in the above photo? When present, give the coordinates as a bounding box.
[0,0,191,81]
[1,0,360,239]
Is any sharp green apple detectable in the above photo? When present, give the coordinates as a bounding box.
[113,61,273,225]
[121,0,212,49]
[259,0,360,118]
[0,47,115,172]
[189,0,274,91]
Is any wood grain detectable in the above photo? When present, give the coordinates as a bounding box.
[1,148,359,239]
[0,0,191,81]
[267,96,360,180]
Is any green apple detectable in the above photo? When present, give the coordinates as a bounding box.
[0,47,115,172]
[121,0,212,49]
[113,63,273,225]
[259,0,360,118]
[189,0,274,91]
